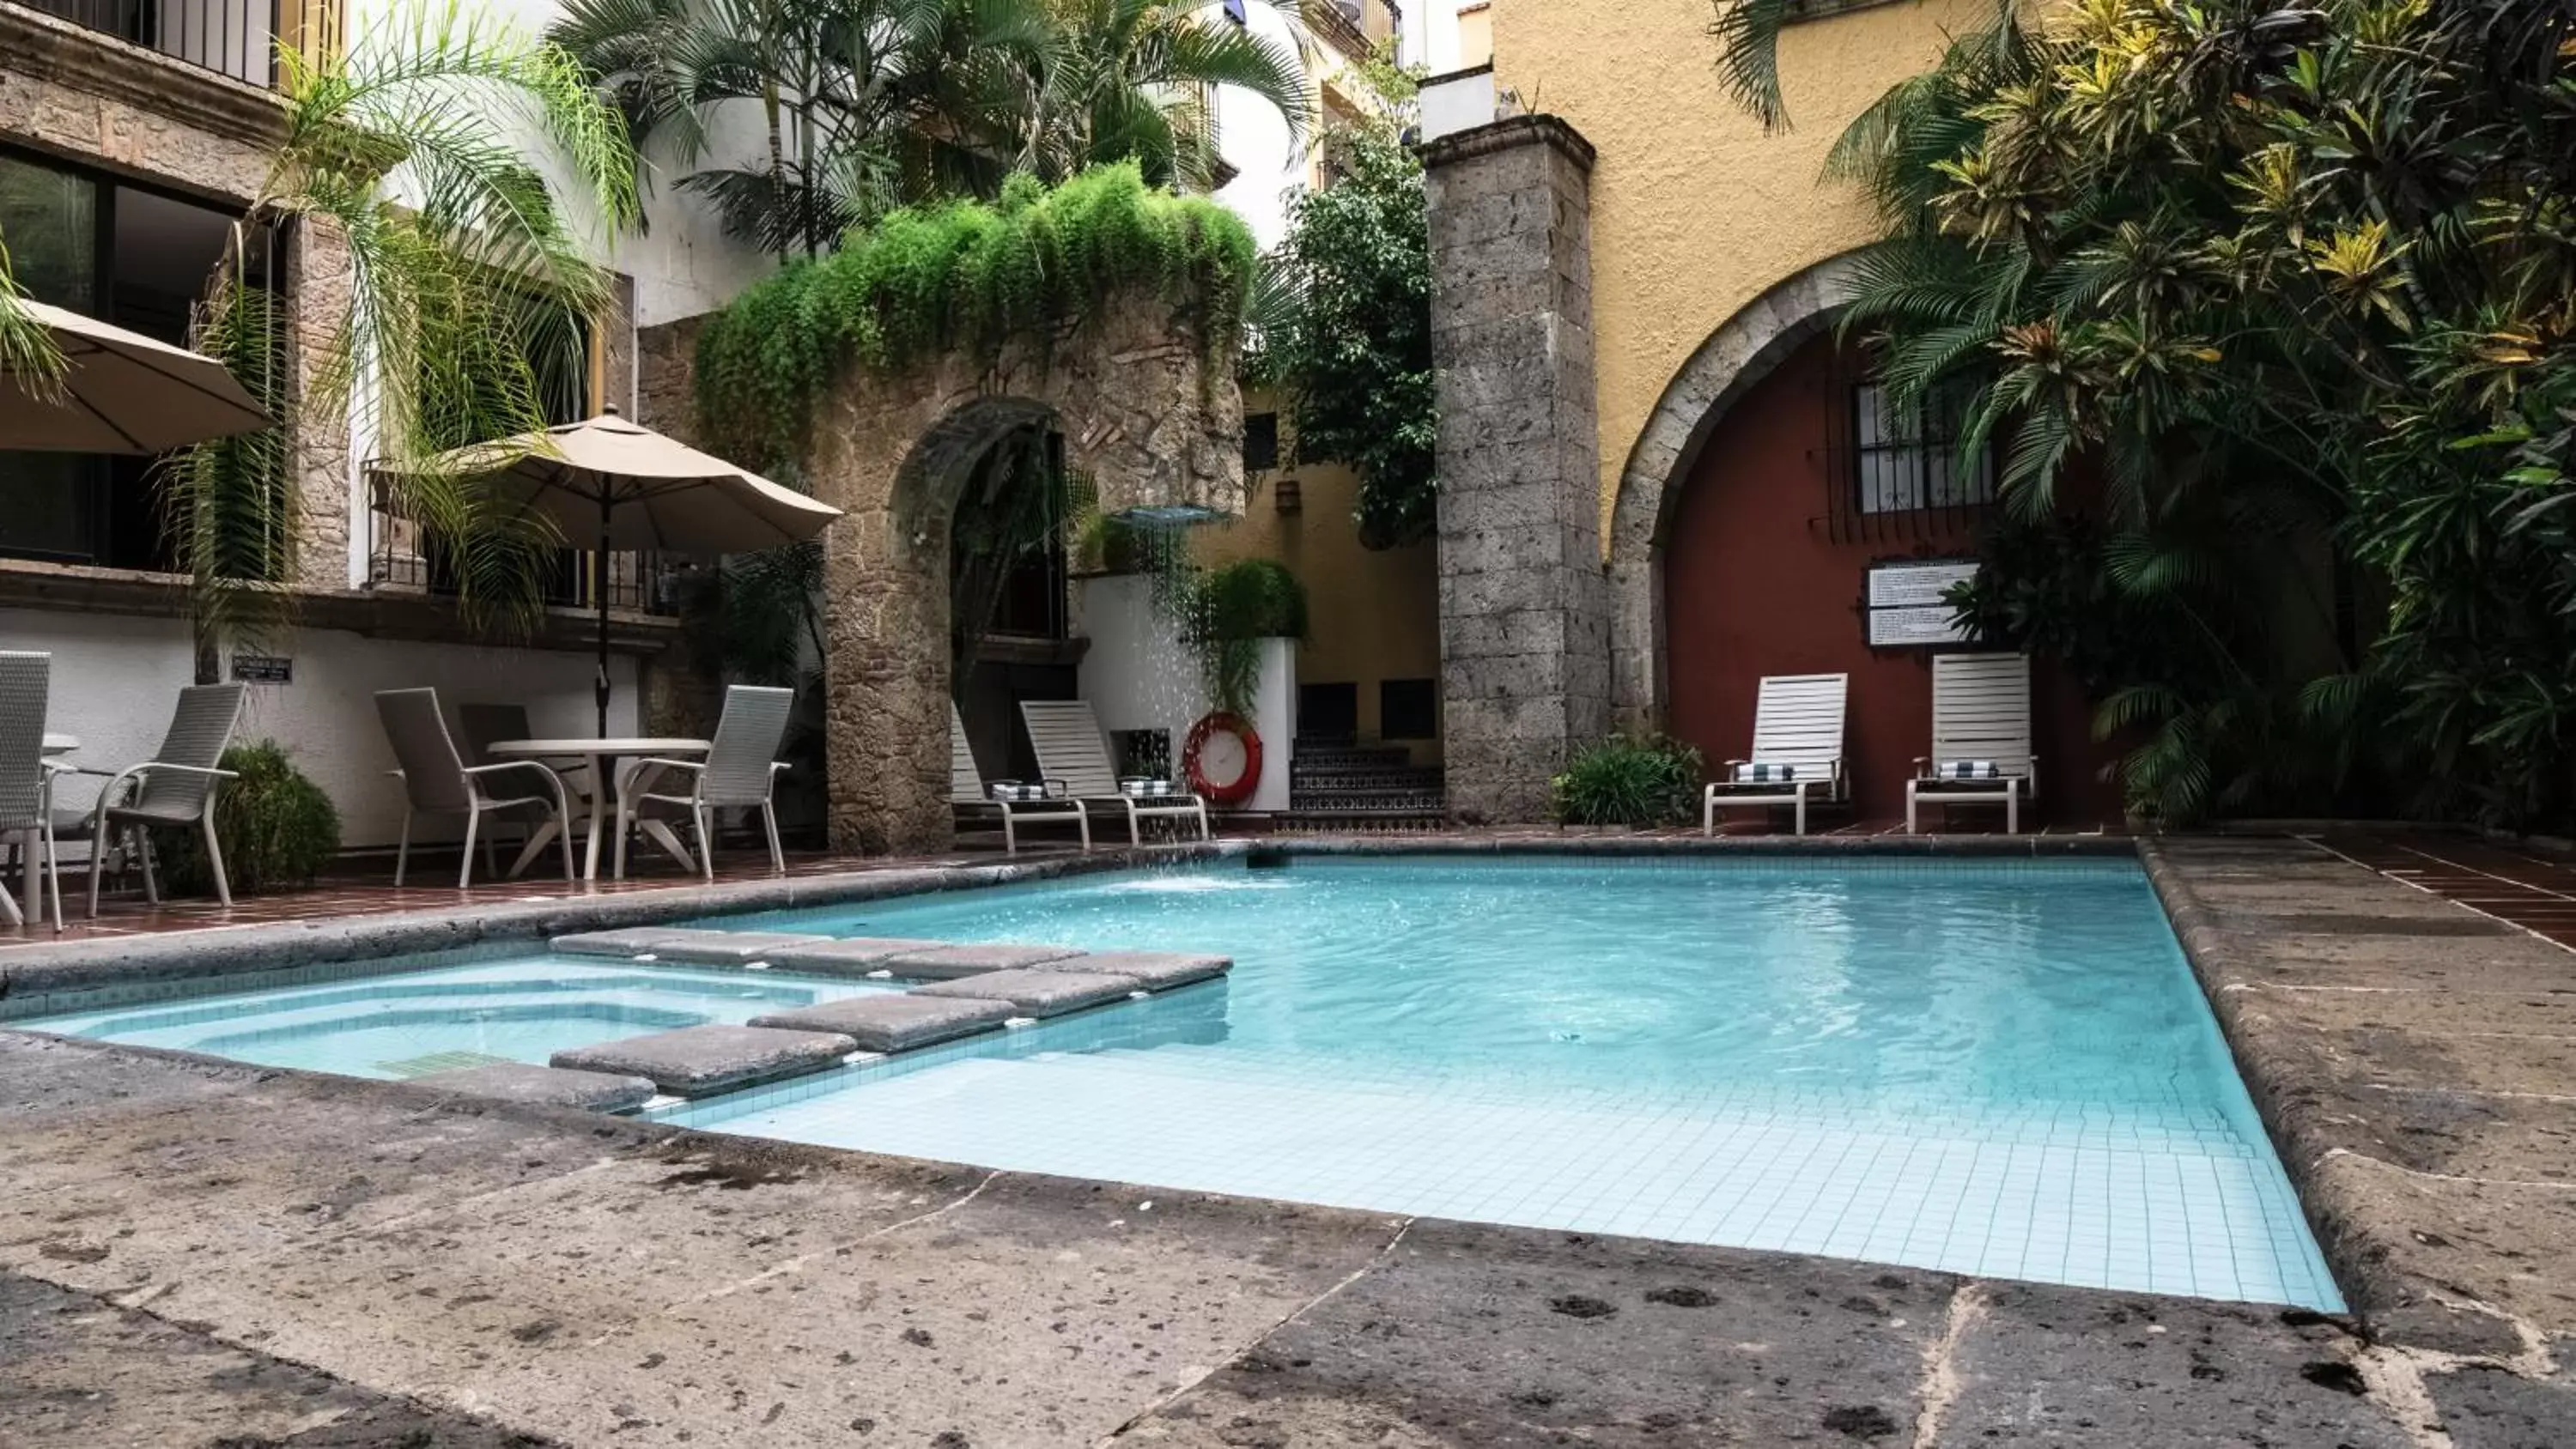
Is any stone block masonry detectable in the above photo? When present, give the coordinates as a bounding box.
[1423,116,1613,822]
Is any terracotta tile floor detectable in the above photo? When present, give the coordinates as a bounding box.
[2309,828,2576,949]
[0,843,1072,951]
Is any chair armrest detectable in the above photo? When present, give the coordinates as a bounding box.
[628,757,707,776]
[125,763,240,781]
[769,761,792,775]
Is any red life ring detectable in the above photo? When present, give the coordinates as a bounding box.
[1183,712,1263,807]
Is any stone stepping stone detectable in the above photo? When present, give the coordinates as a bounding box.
[552,927,697,957]
[411,1061,656,1113]
[552,1024,856,1096]
[634,930,835,964]
[758,938,956,976]
[749,995,1017,1052]
[909,968,1142,1018]
[878,943,1087,979]
[1046,951,1230,991]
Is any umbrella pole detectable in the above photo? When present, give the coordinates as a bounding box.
[596,493,612,737]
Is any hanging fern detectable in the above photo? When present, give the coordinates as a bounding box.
[695,163,1256,471]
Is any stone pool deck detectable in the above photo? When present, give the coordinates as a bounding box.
[0,833,2569,1445]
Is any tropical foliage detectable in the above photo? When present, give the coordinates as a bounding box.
[166,0,637,668]
[1712,0,2576,825]
[0,233,61,394]
[157,742,343,895]
[1250,42,1436,548]
[1182,555,1308,714]
[1552,735,1707,828]
[551,0,1312,258]
[693,162,1255,470]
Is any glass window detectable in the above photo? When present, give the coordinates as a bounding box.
[1853,382,1995,515]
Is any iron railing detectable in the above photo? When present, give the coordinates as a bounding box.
[25,0,340,89]
[365,482,683,617]
[1315,0,1398,64]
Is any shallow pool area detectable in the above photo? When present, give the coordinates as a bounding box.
[671,855,2341,1310]
[21,958,894,1081]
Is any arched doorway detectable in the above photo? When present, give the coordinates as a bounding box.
[799,310,1244,853]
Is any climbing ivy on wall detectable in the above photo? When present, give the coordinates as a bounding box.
[695,164,1257,470]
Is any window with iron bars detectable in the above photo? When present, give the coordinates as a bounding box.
[1821,363,1996,544]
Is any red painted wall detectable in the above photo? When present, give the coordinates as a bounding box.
[1662,334,2120,827]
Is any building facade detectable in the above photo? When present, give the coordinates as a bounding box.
[1418,0,2116,826]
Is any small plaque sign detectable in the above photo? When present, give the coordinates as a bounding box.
[231,652,293,684]
[1865,560,1978,648]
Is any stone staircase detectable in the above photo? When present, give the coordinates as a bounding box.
[1279,736,1448,832]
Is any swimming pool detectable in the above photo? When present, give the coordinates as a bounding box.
[672,854,2340,1310]
[23,959,892,1081]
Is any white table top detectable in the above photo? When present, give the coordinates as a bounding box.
[41,732,77,755]
[488,737,710,758]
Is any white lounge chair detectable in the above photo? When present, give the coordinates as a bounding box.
[952,703,1089,854]
[1702,672,1850,836]
[57,682,245,919]
[1018,699,1211,846]
[1907,653,2038,834]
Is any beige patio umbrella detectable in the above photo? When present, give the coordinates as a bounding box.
[0,298,270,452]
[410,408,841,733]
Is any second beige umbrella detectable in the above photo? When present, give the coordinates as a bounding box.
[413,408,841,732]
[0,298,270,452]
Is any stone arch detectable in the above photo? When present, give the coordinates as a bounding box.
[802,306,1242,854]
[1605,253,1861,730]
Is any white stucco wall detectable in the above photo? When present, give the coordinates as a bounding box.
[2,609,636,852]
[1074,575,1295,812]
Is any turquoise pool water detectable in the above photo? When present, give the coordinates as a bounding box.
[674,855,2341,1310]
[23,959,890,1080]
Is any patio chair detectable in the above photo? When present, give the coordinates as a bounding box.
[1018,699,1210,846]
[459,701,593,878]
[1701,672,1849,836]
[0,652,61,931]
[614,684,794,882]
[1906,652,2038,834]
[52,682,245,919]
[376,688,576,888]
[952,702,1089,855]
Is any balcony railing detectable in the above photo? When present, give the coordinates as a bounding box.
[367,487,684,619]
[1315,0,1398,64]
[24,0,341,89]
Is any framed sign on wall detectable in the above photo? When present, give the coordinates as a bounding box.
[1864,558,1978,647]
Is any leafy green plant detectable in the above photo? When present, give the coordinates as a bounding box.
[695,163,1255,472]
[156,742,343,895]
[1180,557,1307,715]
[1551,735,1706,828]
[1250,44,1437,549]
[1711,0,2576,828]
[164,0,638,676]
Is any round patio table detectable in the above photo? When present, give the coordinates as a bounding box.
[486,737,710,882]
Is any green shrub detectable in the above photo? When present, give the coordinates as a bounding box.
[157,741,341,895]
[1551,735,1706,828]
[1183,559,1308,716]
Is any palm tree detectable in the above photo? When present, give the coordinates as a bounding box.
[0,235,63,392]
[166,0,639,676]
[551,0,1312,256]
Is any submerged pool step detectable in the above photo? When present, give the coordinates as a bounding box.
[552,927,835,964]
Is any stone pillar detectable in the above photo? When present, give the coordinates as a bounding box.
[287,217,355,593]
[1421,115,1611,823]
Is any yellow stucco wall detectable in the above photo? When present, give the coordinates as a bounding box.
[1486,0,1996,543]
[1191,403,1444,763]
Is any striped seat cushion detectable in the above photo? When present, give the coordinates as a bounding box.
[987,781,1065,803]
[1732,761,1801,783]
[1120,778,1182,799]
[1935,760,2002,780]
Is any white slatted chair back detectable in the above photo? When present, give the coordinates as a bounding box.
[1747,673,1849,775]
[125,683,246,822]
[1018,700,1122,797]
[375,688,474,814]
[1929,654,2034,774]
[0,652,47,828]
[701,686,796,805]
[951,703,987,804]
